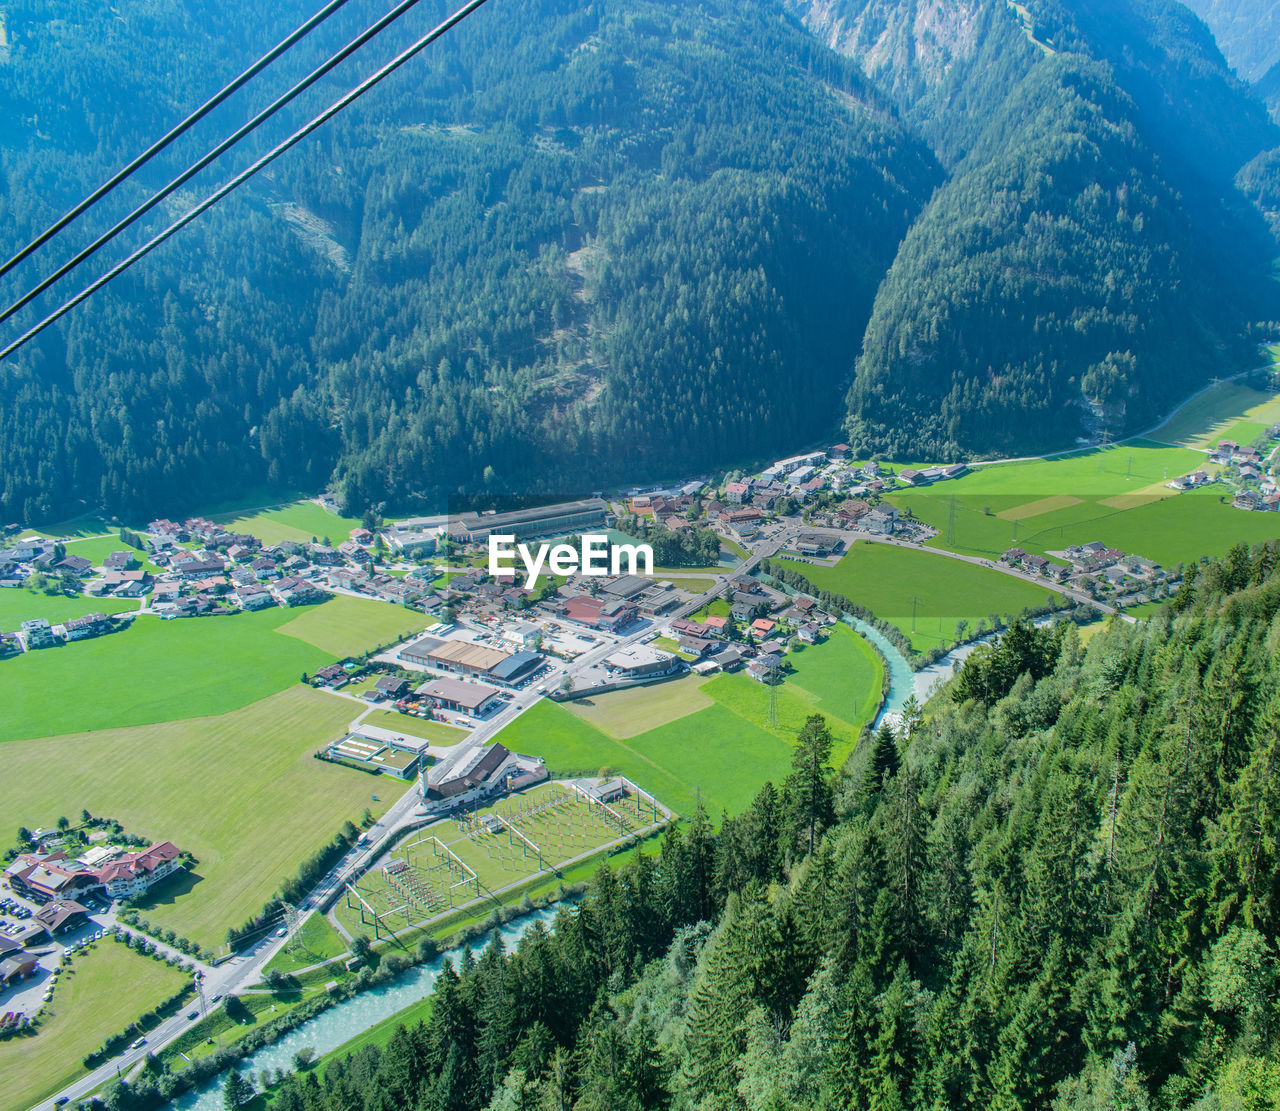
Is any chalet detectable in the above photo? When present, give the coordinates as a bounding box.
[671,617,711,638]
[827,444,851,460]
[421,742,534,809]
[1001,547,1027,565]
[374,675,412,700]
[235,587,275,610]
[704,614,729,634]
[747,652,784,682]
[55,554,93,576]
[102,551,137,571]
[837,498,871,524]
[679,635,717,656]
[1023,554,1050,575]
[271,576,327,606]
[226,544,255,563]
[251,557,281,580]
[897,468,923,486]
[95,842,183,898]
[314,663,348,686]
[797,622,822,644]
[34,899,91,937]
[1234,489,1263,510]
[63,612,112,641]
[749,618,776,638]
[713,645,749,671]
[351,528,373,544]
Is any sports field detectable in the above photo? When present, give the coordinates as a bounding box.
[775,545,1061,654]
[0,940,186,1111]
[505,625,883,815]
[212,501,363,546]
[0,587,136,630]
[0,607,331,741]
[276,593,431,656]
[0,686,391,947]
[1148,379,1280,449]
[340,782,644,934]
[361,709,468,745]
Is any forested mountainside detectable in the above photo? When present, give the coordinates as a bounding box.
[1180,0,1280,82]
[100,542,1280,1111]
[0,0,939,521]
[1259,60,1280,119]
[0,0,1278,521]
[791,0,1280,458]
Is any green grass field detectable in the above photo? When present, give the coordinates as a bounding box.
[0,587,136,631]
[1148,380,1280,449]
[500,626,882,815]
[213,502,363,546]
[0,608,332,741]
[0,941,186,1111]
[0,686,391,947]
[776,545,1061,654]
[276,594,431,657]
[360,709,468,745]
[262,913,350,975]
[569,675,715,738]
[60,535,163,572]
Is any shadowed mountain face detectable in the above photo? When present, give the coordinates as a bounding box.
[787,0,1280,458]
[1180,0,1280,82]
[0,0,1277,521]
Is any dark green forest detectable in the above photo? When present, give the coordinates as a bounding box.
[90,540,1280,1110]
[0,0,1277,521]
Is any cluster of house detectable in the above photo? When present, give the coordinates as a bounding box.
[663,582,827,679]
[1203,438,1280,512]
[1001,542,1162,589]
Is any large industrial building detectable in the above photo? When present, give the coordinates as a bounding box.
[450,498,609,542]
[604,643,679,679]
[401,635,543,687]
[418,676,503,716]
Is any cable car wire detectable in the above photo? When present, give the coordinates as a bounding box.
[0,0,433,330]
[0,0,493,362]
[0,0,359,282]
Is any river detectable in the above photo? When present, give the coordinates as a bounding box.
[170,906,561,1111]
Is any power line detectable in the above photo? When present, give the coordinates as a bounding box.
[0,0,494,361]
[0,0,435,331]
[0,0,359,282]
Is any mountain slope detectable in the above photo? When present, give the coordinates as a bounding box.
[0,0,940,521]
[810,0,1280,458]
[1180,0,1280,82]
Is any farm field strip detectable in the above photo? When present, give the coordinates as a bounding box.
[0,686,390,947]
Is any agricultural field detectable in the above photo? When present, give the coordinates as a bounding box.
[1147,379,1280,449]
[0,607,332,741]
[775,545,1062,654]
[276,593,431,657]
[0,686,391,948]
[0,940,187,1111]
[338,782,648,936]
[0,587,136,631]
[569,674,715,738]
[503,625,883,815]
[212,501,363,546]
[360,709,468,745]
